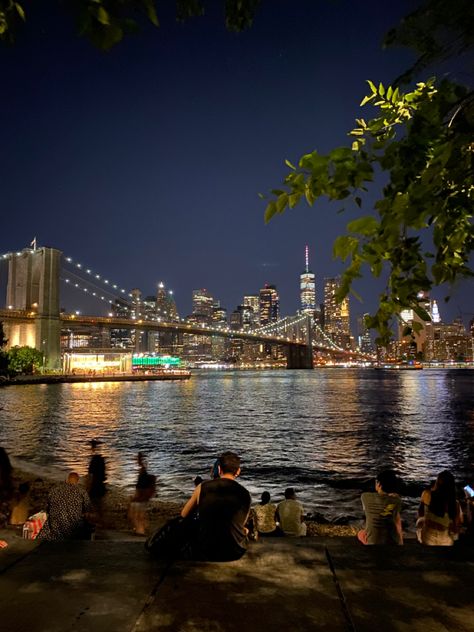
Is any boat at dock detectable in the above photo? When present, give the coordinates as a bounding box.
[374,361,423,370]
[1,370,191,386]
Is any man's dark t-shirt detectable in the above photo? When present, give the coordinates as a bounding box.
[197,478,251,561]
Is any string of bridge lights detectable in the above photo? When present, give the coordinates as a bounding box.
[62,254,133,299]
[313,322,344,351]
[254,313,343,351]
[4,250,341,349]
[60,275,177,323]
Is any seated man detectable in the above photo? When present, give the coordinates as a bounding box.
[277,488,307,536]
[38,472,93,541]
[181,451,251,561]
[357,469,403,545]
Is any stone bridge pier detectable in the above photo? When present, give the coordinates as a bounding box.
[286,343,314,369]
[285,314,314,369]
[5,247,62,370]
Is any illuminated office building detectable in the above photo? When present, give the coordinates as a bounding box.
[259,284,279,326]
[212,304,228,327]
[357,314,373,354]
[156,281,179,322]
[300,245,316,314]
[399,291,441,354]
[324,277,351,349]
[243,295,259,326]
[424,319,471,362]
[192,288,214,323]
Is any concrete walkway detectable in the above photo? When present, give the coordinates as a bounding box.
[0,536,473,631]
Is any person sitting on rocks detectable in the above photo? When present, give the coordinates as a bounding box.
[0,447,13,527]
[358,469,403,545]
[38,472,93,541]
[253,491,279,537]
[277,488,307,537]
[128,452,156,535]
[87,439,107,506]
[416,470,463,546]
[10,482,31,526]
[181,450,251,561]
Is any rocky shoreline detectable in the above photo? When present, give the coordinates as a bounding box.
[5,467,358,540]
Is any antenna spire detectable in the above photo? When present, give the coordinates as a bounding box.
[305,245,309,273]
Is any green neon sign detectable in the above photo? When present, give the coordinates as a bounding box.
[132,355,181,367]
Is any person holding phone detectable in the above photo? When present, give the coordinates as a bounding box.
[463,483,474,541]
[416,470,463,546]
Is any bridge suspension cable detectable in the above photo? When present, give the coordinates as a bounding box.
[62,253,133,298]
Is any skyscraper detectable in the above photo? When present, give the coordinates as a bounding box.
[192,288,214,322]
[243,294,259,326]
[324,277,351,348]
[156,282,179,322]
[300,245,316,314]
[259,284,279,326]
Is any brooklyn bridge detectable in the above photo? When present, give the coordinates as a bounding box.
[0,245,367,370]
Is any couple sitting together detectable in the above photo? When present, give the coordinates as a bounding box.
[358,469,463,546]
[252,488,307,538]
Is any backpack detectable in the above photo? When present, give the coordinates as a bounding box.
[145,516,197,560]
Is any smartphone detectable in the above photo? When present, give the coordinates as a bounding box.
[464,485,474,497]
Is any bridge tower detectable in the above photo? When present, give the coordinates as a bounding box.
[6,247,62,369]
[286,314,314,369]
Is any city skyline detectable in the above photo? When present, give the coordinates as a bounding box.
[0,241,471,335]
[1,1,472,326]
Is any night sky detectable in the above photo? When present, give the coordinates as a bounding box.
[1,0,472,326]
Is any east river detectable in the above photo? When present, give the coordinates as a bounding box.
[1,369,473,521]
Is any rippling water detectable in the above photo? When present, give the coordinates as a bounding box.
[1,369,473,520]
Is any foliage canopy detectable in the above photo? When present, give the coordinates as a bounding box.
[0,0,261,49]
[264,78,474,344]
[7,345,43,375]
[263,0,474,344]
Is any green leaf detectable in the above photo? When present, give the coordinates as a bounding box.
[15,3,25,21]
[276,193,288,214]
[304,187,315,206]
[412,305,431,322]
[288,192,301,209]
[142,0,160,27]
[333,235,359,260]
[367,80,377,94]
[97,6,110,25]
[285,159,296,170]
[264,201,277,224]
[360,94,375,106]
[330,147,353,162]
[347,216,378,236]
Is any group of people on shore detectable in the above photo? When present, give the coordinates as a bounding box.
[1,444,474,561]
[0,441,107,540]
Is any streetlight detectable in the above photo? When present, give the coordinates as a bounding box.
[42,339,46,374]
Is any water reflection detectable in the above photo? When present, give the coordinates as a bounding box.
[0,369,472,518]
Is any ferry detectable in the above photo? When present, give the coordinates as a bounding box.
[374,361,423,370]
